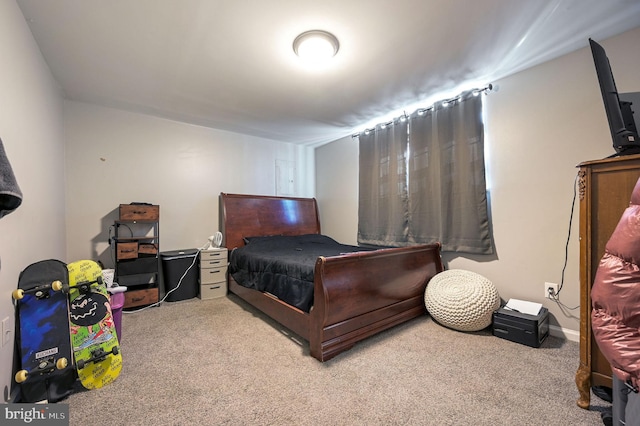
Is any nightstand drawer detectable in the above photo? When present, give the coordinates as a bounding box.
[200,257,226,269]
[200,266,227,285]
[199,282,227,299]
[200,249,227,262]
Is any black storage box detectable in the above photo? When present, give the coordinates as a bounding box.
[493,307,549,348]
[117,256,158,275]
[161,249,199,302]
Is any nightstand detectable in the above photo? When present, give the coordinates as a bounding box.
[199,248,227,299]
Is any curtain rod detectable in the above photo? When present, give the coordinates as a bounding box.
[351,83,493,138]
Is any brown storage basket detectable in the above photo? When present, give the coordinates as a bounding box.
[116,242,138,260]
[138,243,158,255]
[119,204,159,221]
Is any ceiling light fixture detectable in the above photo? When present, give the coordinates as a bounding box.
[293,30,340,64]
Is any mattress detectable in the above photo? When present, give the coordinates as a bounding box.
[229,234,370,312]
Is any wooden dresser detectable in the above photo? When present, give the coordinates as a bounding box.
[576,154,640,408]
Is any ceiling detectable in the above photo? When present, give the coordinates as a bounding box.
[16,0,640,147]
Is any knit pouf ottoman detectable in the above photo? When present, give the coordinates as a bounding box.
[424,269,500,332]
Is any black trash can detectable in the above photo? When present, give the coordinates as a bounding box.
[160,249,199,302]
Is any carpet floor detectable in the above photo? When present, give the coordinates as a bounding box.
[62,295,607,425]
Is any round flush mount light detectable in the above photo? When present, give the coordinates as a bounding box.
[293,30,340,63]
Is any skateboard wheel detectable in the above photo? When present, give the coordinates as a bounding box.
[15,370,28,383]
[77,359,85,370]
[12,289,24,300]
[51,280,63,291]
[112,346,119,356]
[56,357,68,369]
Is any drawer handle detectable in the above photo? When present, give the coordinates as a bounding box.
[121,249,135,253]
[132,296,145,302]
[208,270,221,274]
[207,261,222,266]
[209,285,221,290]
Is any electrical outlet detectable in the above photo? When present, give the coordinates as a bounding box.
[545,282,558,299]
[1,316,12,347]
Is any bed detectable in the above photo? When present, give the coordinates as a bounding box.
[220,192,444,361]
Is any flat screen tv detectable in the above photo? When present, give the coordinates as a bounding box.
[589,38,640,156]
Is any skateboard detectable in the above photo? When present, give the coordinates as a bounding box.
[66,260,122,389]
[13,259,76,403]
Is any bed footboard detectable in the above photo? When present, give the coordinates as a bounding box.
[309,243,443,361]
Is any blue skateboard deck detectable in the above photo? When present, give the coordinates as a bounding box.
[13,259,76,402]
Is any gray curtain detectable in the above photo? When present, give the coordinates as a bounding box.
[357,91,493,254]
[408,92,493,254]
[358,118,409,246]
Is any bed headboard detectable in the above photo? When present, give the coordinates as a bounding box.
[220,193,321,250]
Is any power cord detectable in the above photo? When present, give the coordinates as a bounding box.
[123,248,201,314]
[123,240,215,314]
[550,171,580,311]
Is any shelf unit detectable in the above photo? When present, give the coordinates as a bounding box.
[113,204,160,309]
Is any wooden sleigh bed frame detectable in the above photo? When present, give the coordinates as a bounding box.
[220,193,444,361]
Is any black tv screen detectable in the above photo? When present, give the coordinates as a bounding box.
[589,38,640,156]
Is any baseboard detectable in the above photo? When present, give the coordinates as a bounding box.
[4,383,19,403]
[549,324,579,342]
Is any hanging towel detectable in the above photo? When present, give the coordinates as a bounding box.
[0,138,23,219]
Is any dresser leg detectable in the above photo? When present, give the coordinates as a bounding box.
[576,364,591,409]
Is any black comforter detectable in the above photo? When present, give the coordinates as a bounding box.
[229,234,370,312]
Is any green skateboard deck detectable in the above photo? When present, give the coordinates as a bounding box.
[67,260,122,389]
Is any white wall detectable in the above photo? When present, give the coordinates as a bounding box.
[2,0,315,400]
[316,27,640,338]
[64,101,315,266]
[0,1,67,401]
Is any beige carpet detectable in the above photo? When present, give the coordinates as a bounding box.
[63,295,607,425]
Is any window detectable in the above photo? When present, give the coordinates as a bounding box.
[358,91,493,254]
